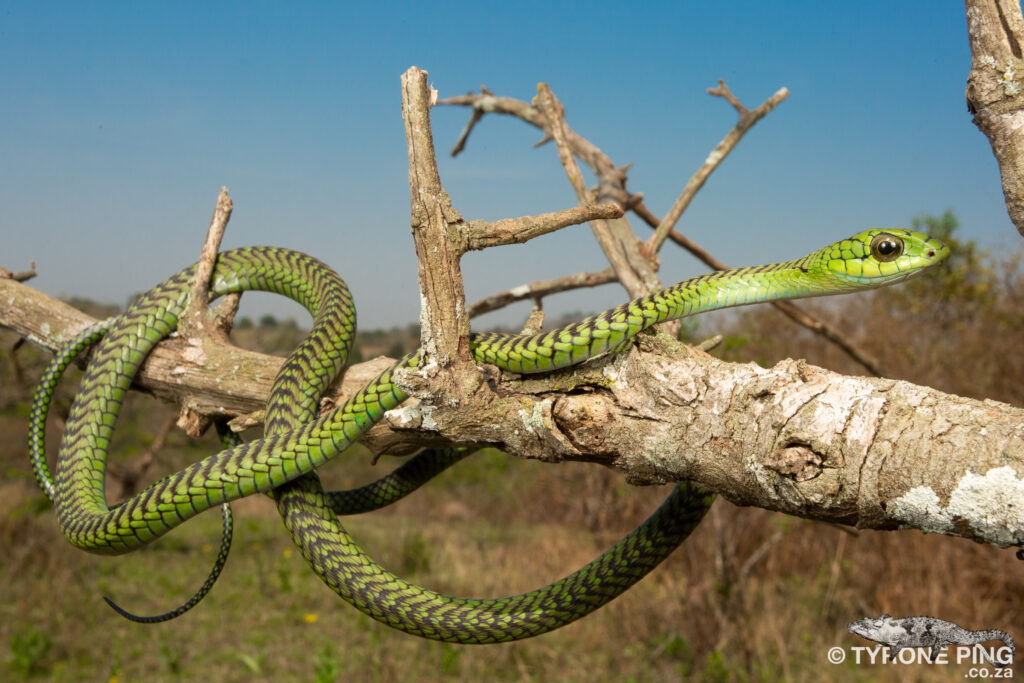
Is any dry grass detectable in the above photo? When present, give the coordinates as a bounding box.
[3,406,1022,681]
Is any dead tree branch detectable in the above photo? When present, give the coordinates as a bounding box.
[466,267,617,318]
[462,202,623,252]
[175,187,239,437]
[0,262,37,283]
[442,86,665,302]
[965,0,1024,238]
[645,81,789,254]
[534,83,657,301]
[3,282,1022,550]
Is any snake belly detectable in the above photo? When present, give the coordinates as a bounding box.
[48,229,949,641]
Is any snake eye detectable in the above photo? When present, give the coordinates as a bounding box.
[870,233,904,262]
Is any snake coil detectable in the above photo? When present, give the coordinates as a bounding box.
[33,229,948,641]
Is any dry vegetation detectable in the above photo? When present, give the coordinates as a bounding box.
[1,214,1021,681]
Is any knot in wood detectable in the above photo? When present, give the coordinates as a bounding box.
[764,443,824,482]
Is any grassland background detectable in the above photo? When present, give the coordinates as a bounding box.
[2,215,1022,681]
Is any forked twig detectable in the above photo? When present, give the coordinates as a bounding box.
[645,81,789,255]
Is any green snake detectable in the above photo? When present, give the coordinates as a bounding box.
[35,228,948,642]
[29,318,472,622]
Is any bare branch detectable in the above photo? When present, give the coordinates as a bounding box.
[534,83,654,305]
[521,309,545,336]
[768,300,882,376]
[707,79,749,114]
[436,92,544,145]
[176,187,235,437]
[443,87,665,304]
[447,84,493,156]
[402,67,468,363]
[695,334,724,352]
[212,292,242,338]
[0,261,37,283]
[534,84,592,202]
[450,108,484,157]
[965,0,1024,238]
[184,187,233,334]
[462,202,623,252]
[645,82,789,254]
[466,267,617,318]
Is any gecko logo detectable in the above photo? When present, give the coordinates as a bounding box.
[847,614,1014,668]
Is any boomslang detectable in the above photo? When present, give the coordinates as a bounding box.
[35,228,948,641]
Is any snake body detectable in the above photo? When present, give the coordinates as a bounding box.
[40,228,948,641]
[29,319,473,622]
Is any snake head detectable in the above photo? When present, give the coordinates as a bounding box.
[813,228,950,288]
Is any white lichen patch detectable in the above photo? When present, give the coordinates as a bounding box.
[1003,64,1021,95]
[890,467,1024,547]
[1002,110,1024,134]
[889,487,951,534]
[386,404,420,427]
[517,401,547,435]
[420,406,437,431]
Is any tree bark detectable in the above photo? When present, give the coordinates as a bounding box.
[965,0,1024,237]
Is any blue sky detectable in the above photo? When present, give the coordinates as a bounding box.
[2,2,1018,329]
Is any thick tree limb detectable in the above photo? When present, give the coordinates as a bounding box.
[402,68,468,364]
[4,279,1022,550]
[0,277,396,430]
[965,0,1024,237]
